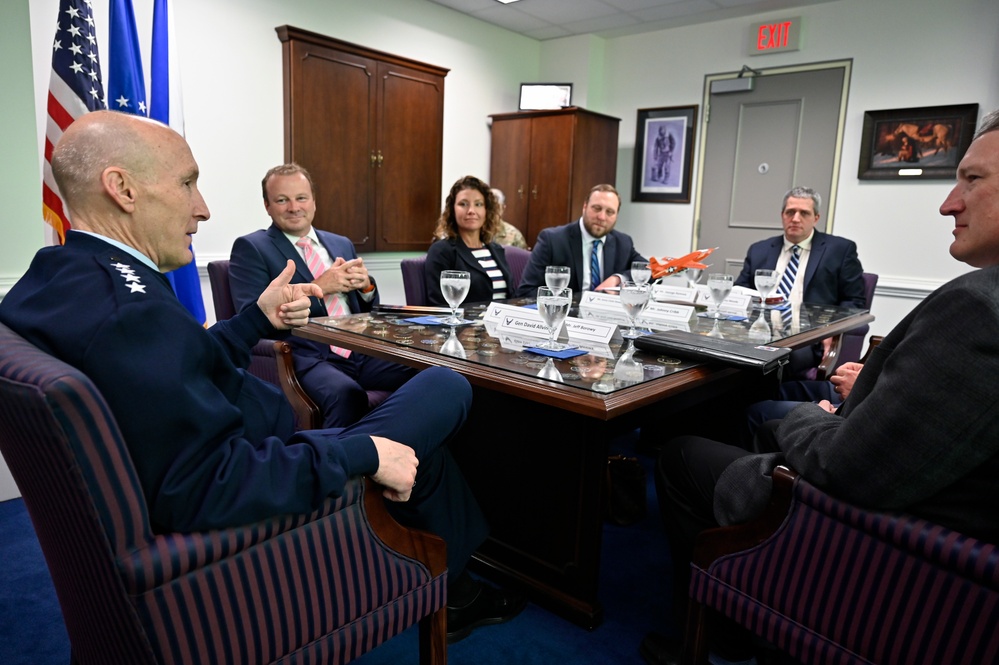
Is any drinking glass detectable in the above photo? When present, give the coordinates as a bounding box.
[705,273,733,319]
[536,286,573,350]
[753,269,780,309]
[619,281,650,338]
[748,309,772,342]
[545,266,571,291]
[630,261,652,287]
[439,270,470,326]
[685,268,704,290]
[440,326,467,359]
[537,358,564,383]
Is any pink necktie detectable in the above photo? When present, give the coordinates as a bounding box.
[296,238,351,358]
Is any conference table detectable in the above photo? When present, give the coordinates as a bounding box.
[293,297,873,628]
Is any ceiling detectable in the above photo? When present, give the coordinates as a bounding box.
[426,0,838,41]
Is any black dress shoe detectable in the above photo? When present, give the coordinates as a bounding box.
[446,582,527,643]
[640,632,682,665]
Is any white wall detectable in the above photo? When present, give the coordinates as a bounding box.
[588,0,999,338]
[0,0,41,501]
[3,0,999,498]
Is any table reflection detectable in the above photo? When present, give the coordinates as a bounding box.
[305,298,870,396]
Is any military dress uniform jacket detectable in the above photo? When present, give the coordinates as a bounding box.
[0,232,380,533]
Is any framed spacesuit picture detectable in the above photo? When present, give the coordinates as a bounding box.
[632,105,697,203]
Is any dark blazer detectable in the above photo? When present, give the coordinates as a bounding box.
[734,230,866,308]
[424,238,513,306]
[0,232,376,533]
[515,220,645,297]
[229,224,378,363]
[715,265,999,543]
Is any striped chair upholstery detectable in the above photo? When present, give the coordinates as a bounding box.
[0,322,447,665]
[686,466,999,665]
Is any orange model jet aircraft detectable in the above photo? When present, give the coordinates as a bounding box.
[648,247,716,280]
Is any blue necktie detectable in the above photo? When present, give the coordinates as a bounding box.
[778,245,801,300]
[590,239,602,290]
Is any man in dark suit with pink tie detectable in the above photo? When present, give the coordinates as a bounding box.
[229,164,415,429]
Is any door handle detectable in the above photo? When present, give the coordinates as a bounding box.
[517,185,525,200]
[531,185,538,200]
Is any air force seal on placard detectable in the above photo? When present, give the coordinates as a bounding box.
[110,261,147,294]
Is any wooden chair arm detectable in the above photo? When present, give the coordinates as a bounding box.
[363,477,448,578]
[691,466,798,568]
[273,341,322,431]
[859,335,884,363]
[814,334,844,381]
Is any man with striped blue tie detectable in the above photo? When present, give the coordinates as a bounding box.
[734,186,866,378]
[515,184,647,296]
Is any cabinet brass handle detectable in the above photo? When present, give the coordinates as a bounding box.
[531,185,538,200]
[517,185,525,200]
[370,151,377,167]
[377,151,384,167]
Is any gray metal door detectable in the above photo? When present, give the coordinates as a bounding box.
[695,63,850,275]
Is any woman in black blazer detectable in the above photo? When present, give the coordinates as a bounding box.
[424,175,514,306]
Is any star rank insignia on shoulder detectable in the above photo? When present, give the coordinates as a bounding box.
[110,261,147,294]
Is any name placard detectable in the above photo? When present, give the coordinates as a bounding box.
[482,302,532,325]
[578,291,623,313]
[495,309,550,340]
[642,302,696,325]
[564,317,617,344]
[577,307,631,326]
[720,293,753,315]
[652,284,698,304]
[695,286,752,316]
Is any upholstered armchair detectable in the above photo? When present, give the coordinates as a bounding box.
[400,246,532,306]
[684,466,999,665]
[0,321,447,665]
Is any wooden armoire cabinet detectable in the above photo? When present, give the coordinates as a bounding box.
[276,26,448,252]
[489,107,620,248]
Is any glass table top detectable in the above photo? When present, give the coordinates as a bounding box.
[305,297,871,397]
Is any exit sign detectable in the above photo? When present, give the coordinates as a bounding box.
[750,17,801,55]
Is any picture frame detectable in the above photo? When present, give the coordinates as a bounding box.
[632,105,697,203]
[858,103,979,180]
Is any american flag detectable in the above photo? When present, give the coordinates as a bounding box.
[43,0,106,246]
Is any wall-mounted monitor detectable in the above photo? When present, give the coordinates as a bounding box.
[518,83,573,111]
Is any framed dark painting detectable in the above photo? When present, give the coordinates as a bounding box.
[858,103,979,180]
[632,105,697,203]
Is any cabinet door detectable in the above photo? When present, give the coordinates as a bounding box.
[526,115,574,246]
[375,62,445,251]
[489,118,532,237]
[286,41,376,250]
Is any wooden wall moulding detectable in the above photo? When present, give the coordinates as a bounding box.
[489,107,620,248]
[276,26,449,252]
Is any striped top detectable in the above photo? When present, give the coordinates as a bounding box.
[471,247,507,300]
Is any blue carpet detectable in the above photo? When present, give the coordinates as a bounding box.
[0,498,71,665]
[0,444,673,664]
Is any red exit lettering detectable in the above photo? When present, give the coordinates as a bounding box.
[757,21,792,50]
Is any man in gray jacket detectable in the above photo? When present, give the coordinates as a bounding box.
[641,107,999,665]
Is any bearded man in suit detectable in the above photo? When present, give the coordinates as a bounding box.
[516,184,646,296]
